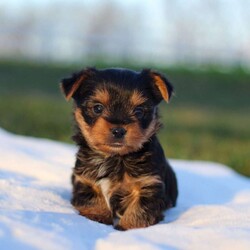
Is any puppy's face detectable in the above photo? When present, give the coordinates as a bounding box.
[61,68,173,156]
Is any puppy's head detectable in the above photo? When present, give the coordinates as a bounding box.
[61,67,173,156]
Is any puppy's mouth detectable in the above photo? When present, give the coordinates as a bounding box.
[96,142,131,155]
[95,140,140,155]
[105,142,125,148]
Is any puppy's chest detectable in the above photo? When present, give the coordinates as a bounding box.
[77,156,151,207]
[97,172,141,209]
[79,155,146,180]
[75,155,163,211]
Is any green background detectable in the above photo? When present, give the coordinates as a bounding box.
[1,60,249,176]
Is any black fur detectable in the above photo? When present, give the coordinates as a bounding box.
[61,67,178,230]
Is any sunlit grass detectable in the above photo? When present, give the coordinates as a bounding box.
[158,106,250,176]
[0,95,72,142]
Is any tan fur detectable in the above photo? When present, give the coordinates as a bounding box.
[78,206,112,225]
[74,107,159,156]
[151,74,169,102]
[92,88,110,106]
[130,90,147,106]
[64,74,85,101]
[75,108,97,149]
[73,174,112,224]
[74,172,163,228]
[74,174,100,194]
[113,174,163,229]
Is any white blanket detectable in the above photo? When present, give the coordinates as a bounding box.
[0,128,249,250]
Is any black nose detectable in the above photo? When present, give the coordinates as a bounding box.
[111,127,127,139]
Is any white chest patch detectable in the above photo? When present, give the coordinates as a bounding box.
[98,178,111,209]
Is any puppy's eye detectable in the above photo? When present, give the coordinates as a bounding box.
[134,106,144,119]
[93,104,104,114]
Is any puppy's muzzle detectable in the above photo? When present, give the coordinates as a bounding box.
[111,127,127,139]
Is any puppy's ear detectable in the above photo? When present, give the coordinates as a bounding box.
[142,69,173,103]
[60,67,96,101]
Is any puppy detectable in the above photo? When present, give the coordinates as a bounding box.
[61,67,178,230]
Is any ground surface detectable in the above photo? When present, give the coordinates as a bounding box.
[0,128,250,250]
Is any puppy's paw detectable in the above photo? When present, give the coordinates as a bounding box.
[113,212,163,230]
[82,212,113,225]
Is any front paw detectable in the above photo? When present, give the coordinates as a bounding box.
[114,211,163,230]
[81,211,113,225]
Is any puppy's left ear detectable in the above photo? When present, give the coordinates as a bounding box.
[142,69,173,103]
[60,67,96,101]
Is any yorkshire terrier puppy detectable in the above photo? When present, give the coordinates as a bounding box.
[61,67,178,230]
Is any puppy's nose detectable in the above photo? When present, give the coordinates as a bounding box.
[111,127,127,139]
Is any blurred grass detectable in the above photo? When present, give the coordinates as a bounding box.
[0,60,249,176]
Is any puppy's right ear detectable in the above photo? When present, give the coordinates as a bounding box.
[60,67,96,101]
